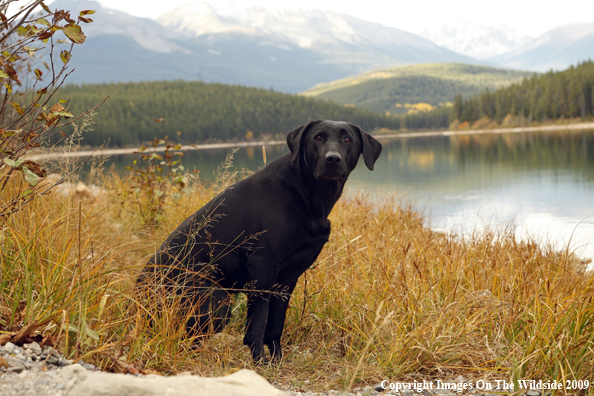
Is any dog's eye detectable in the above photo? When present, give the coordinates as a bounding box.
[314,135,323,141]
[344,136,352,143]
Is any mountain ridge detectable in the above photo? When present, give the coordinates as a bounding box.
[302,63,534,113]
[48,0,477,92]
[488,22,594,71]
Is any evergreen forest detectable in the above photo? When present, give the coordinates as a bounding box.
[57,81,400,147]
[453,60,594,124]
[54,60,594,147]
[407,60,594,130]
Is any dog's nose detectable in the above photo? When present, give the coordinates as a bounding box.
[325,151,342,164]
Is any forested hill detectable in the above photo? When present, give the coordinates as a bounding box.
[403,60,594,130]
[303,63,533,113]
[453,60,594,124]
[57,81,400,147]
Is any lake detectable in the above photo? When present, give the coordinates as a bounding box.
[105,129,594,260]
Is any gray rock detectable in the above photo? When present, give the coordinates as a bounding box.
[23,342,42,356]
[68,369,287,396]
[55,364,89,381]
[58,358,72,366]
[46,356,59,365]
[81,363,96,370]
[8,364,25,373]
[4,342,16,354]
[527,392,540,396]
[374,383,387,392]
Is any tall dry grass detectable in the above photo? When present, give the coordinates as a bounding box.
[0,160,592,393]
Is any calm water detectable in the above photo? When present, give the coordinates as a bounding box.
[106,129,594,259]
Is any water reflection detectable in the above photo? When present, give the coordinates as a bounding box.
[103,129,594,259]
[347,129,594,259]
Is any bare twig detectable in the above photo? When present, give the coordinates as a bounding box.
[0,0,43,46]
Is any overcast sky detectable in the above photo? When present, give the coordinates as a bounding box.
[81,0,594,38]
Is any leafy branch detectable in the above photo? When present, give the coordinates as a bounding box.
[0,0,101,218]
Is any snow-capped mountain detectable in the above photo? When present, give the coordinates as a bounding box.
[50,0,187,54]
[489,22,594,71]
[47,0,476,91]
[418,23,533,59]
[158,3,458,54]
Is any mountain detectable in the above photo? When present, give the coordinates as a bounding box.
[302,63,533,113]
[157,3,476,67]
[48,0,477,92]
[489,22,594,71]
[418,23,532,60]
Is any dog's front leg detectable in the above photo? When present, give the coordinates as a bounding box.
[243,256,277,363]
[244,291,270,362]
[263,279,298,362]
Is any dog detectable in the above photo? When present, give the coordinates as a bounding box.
[139,120,382,362]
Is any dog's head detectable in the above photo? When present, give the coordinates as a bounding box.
[286,120,382,181]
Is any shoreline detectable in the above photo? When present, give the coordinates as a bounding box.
[26,121,594,161]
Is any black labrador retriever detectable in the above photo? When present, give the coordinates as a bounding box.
[139,119,382,362]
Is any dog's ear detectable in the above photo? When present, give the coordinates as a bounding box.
[352,124,382,171]
[286,120,320,164]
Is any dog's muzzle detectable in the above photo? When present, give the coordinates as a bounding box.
[314,151,345,180]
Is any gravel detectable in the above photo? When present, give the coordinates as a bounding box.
[0,342,543,396]
[0,342,97,396]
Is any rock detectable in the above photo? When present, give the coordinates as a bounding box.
[81,363,96,371]
[23,342,42,356]
[46,356,59,365]
[374,383,387,392]
[527,391,540,396]
[68,369,287,396]
[8,364,25,373]
[0,356,8,368]
[4,342,16,354]
[55,364,89,382]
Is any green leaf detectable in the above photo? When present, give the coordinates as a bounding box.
[0,70,8,78]
[22,167,40,186]
[60,50,71,64]
[79,10,96,16]
[36,18,50,26]
[83,321,100,340]
[59,99,67,103]
[16,25,30,37]
[34,69,42,78]
[62,23,86,44]
[3,158,25,168]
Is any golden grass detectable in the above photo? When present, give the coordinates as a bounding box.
[0,167,592,393]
